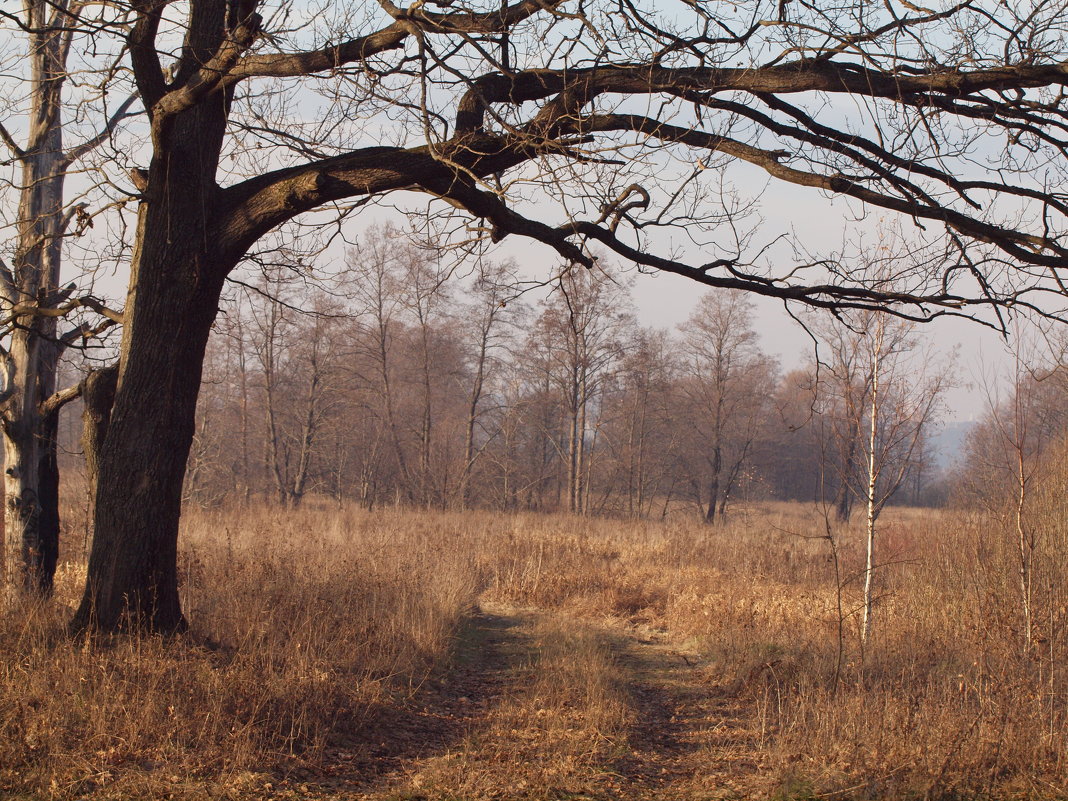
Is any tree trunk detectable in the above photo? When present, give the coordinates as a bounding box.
[566,367,580,514]
[36,410,61,593]
[236,318,251,505]
[4,398,43,593]
[704,444,721,524]
[1,11,68,595]
[3,327,63,598]
[460,325,489,509]
[81,365,118,506]
[290,360,321,506]
[419,327,433,508]
[1015,446,1033,652]
[71,72,231,631]
[72,224,227,632]
[861,341,881,646]
[835,421,858,522]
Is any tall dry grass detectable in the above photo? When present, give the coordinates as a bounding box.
[0,505,486,799]
[480,503,1068,799]
[1,499,1066,799]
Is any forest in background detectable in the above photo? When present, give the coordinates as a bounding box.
[168,224,969,520]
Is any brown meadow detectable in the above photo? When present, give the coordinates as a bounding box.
[1,501,1066,800]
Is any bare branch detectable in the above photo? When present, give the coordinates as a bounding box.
[153,14,262,121]
[228,0,566,83]
[0,295,124,330]
[128,2,170,111]
[38,379,84,419]
[63,90,140,165]
[0,120,25,162]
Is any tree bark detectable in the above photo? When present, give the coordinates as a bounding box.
[81,365,118,505]
[72,217,227,631]
[71,34,232,630]
[834,422,858,523]
[861,331,882,646]
[704,444,721,525]
[1,7,68,595]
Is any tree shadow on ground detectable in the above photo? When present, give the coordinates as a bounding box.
[292,605,533,794]
[603,629,758,800]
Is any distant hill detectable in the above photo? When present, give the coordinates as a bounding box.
[932,420,974,471]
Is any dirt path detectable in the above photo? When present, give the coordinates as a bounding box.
[285,604,763,800]
[294,604,537,796]
[604,626,766,800]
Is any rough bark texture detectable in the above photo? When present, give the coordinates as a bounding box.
[72,0,232,631]
[1,5,67,595]
[81,365,118,507]
[72,200,227,632]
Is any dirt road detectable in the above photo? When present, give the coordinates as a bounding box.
[277,602,767,800]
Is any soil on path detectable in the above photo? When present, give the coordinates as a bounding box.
[295,604,536,796]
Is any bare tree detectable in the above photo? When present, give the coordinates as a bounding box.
[611,327,677,518]
[60,0,1068,631]
[457,261,520,508]
[0,1,131,594]
[346,229,418,505]
[963,331,1065,653]
[766,368,824,504]
[253,286,339,506]
[677,292,776,523]
[528,267,631,514]
[825,311,948,645]
[398,246,453,507]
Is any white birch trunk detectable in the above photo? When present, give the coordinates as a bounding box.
[861,324,882,645]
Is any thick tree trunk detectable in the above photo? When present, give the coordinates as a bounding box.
[72,73,230,631]
[2,15,67,595]
[2,335,65,597]
[72,220,226,632]
[4,404,43,593]
[36,411,61,593]
[3,305,63,598]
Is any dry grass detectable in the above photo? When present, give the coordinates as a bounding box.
[1,505,485,799]
[479,503,1068,799]
[2,500,1067,799]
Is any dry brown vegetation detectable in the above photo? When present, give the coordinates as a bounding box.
[2,499,1067,800]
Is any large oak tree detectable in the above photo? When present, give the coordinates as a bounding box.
[64,0,1068,631]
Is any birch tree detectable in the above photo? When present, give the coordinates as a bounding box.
[842,312,948,645]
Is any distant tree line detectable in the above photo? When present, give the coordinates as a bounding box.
[182,226,944,519]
